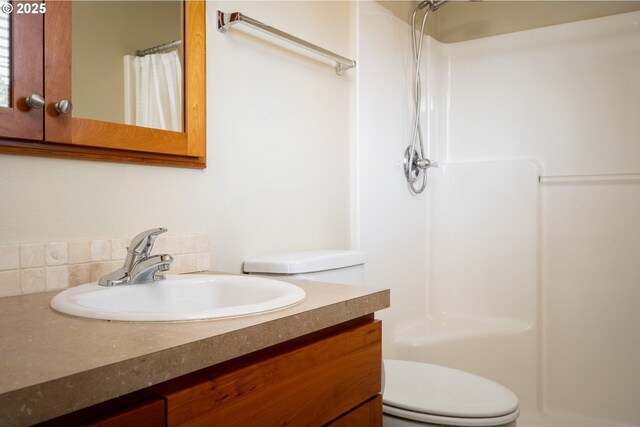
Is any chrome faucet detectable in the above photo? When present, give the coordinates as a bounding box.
[98,228,174,286]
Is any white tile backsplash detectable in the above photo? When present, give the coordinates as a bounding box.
[0,233,210,297]
[68,241,91,264]
[68,264,91,287]
[0,245,19,271]
[110,238,128,260]
[180,235,199,254]
[151,236,166,255]
[181,253,198,274]
[170,254,182,275]
[45,242,68,266]
[20,268,45,294]
[164,235,181,254]
[90,262,112,282]
[90,240,111,262]
[0,271,20,297]
[20,244,45,268]
[192,235,209,253]
[45,266,69,291]
[197,252,210,272]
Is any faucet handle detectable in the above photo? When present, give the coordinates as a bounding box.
[128,227,168,258]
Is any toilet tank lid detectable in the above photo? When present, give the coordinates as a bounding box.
[243,250,367,274]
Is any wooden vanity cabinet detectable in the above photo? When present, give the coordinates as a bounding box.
[159,319,382,427]
[42,318,382,427]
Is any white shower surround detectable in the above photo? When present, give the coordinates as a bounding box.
[355,3,640,426]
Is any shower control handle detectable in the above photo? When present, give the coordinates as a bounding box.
[54,99,73,115]
[25,94,45,110]
[418,159,438,170]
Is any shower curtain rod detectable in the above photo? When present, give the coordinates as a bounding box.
[217,11,356,75]
[136,39,182,57]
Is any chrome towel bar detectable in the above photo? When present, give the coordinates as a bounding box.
[217,11,356,75]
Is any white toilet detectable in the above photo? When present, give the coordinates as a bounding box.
[243,250,520,427]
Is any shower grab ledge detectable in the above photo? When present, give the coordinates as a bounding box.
[395,314,532,347]
[217,10,356,75]
[539,173,640,184]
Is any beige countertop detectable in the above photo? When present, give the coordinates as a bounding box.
[0,274,390,427]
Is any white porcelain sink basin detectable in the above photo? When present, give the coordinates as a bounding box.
[50,275,306,322]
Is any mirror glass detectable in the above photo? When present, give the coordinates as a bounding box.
[72,1,183,131]
[0,0,10,108]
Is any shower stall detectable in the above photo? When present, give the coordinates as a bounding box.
[355,2,640,426]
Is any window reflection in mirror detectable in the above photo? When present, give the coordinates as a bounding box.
[72,1,183,132]
[0,1,10,108]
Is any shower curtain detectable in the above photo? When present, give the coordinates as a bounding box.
[124,51,182,132]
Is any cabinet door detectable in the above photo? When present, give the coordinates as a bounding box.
[0,0,44,140]
[43,0,205,164]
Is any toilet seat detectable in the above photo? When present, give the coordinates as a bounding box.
[383,404,520,427]
[383,359,519,426]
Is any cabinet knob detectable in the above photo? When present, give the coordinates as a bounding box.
[54,99,73,115]
[25,94,45,110]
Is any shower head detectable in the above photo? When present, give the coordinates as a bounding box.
[416,0,449,12]
[431,0,449,11]
[416,0,481,12]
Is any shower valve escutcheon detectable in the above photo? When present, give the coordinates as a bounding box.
[403,147,437,185]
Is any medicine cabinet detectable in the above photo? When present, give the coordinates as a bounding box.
[0,0,206,168]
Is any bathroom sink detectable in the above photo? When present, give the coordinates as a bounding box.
[50,275,306,322]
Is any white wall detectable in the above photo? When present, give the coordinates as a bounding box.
[356,5,640,424]
[445,12,640,424]
[445,12,640,176]
[209,1,353,272]
[354,1,433,355]
[542,182,640,424]
[0,1,353,275]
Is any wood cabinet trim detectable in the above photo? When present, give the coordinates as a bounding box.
[185,0,206,158]
[43,0,71,143]
[70,118,189,155]
[0,139,205,168]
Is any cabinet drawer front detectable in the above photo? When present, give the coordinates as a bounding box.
[164,320,382,427]
[79,398,165,427]
[326,395,383,427]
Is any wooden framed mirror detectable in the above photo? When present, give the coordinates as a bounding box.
[0,0,206,168]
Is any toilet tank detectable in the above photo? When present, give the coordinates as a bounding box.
[243,250,367,286]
